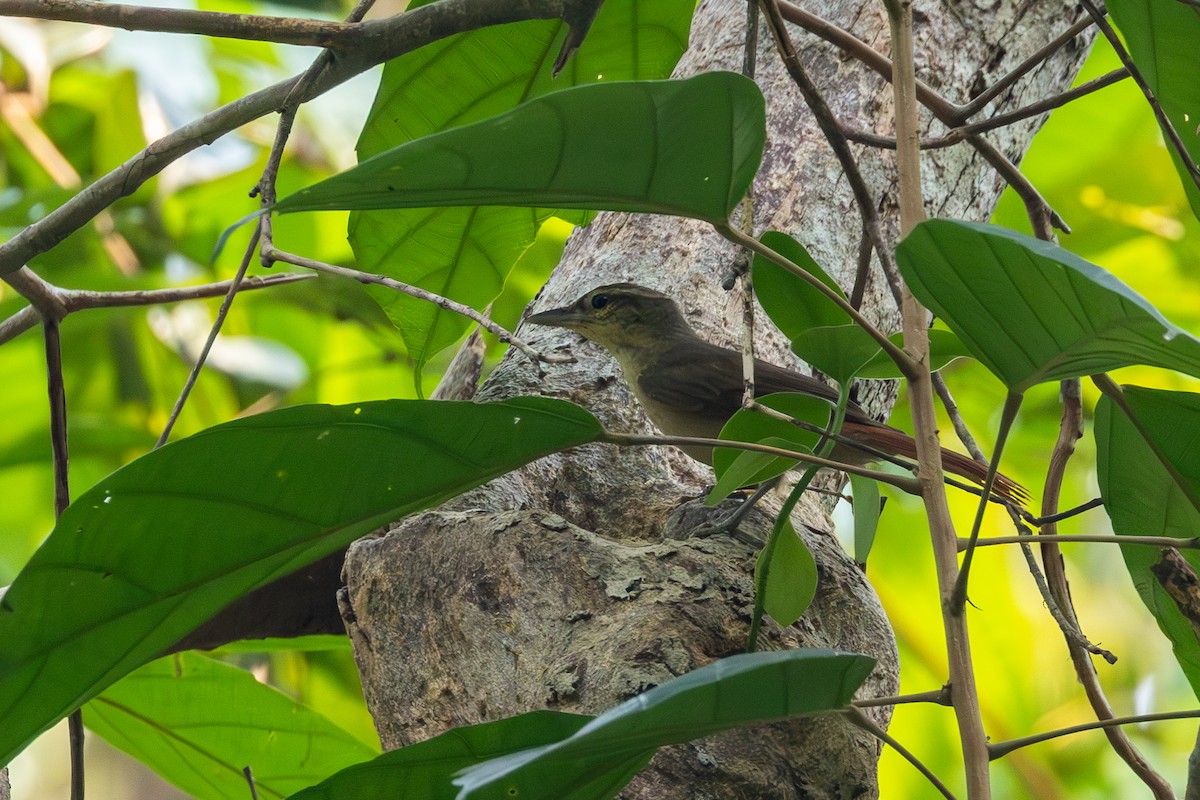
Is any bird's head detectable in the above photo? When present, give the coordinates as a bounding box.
[527,283,695,354]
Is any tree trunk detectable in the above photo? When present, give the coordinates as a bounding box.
[342,0,1092,795]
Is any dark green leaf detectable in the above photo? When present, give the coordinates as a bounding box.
[454,649,874,799]
[848,474,881,565]
[753,230,932,382]
[274,73,766,225]
[753,231,848,332]
[1095,387,1200,698]
[285,711,649,800]
[708,435,803,505]
[709,393,831,505]
[755,518,817,627]
[788,325,882,386]
[1104,0,1200,220]
[85,653,377,800]
[0,398,602,765]
[897,219,1200,392]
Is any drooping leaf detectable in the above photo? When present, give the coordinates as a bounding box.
[1104,0,1200,220]
[1095,386,1200,699]
[897,219,1200,392]
[453,649,875,799]
[285,711,647,800]
[848,474,881,565]
[350,0,695,378]
[274,73,766,225]
[85,653,377,800]
[755,518,818,627]
[0,398,602,765]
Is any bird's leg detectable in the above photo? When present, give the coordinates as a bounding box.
[687,476,783,543]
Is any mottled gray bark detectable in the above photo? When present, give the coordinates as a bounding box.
[343,0,1092,796]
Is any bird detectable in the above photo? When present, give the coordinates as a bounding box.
[527,282,1026,505]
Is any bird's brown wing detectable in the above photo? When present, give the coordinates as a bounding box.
[637,339,876,425]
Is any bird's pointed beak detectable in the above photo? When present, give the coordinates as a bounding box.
[527,305,584,329]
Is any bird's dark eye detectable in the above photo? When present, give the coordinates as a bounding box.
[590,293,609,310]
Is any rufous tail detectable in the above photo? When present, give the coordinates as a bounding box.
[845,423,1029,506]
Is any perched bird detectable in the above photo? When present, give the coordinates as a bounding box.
[528,283,1025,504]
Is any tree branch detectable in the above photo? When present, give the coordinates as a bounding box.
[0,0,566,275]
[0,0,362,48]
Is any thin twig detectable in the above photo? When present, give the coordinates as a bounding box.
[2,267,68,320]
[265,248,558,371]
[854,687,952,708]
[157,227,261,448]
[601,430,921,493]
[0,274,312,346]
[958,15,1098,118]
[1027,496,1104,526]
[843,69,1128,151]
[736,0,758,409]
[931,372,987,462]
[775,0,1068,232]
[45,316,81,800]
[251,0,377,258]
[965,533,1199,550]
[846,707,959,800]
[1039,379,1169,792]
[990,709,1200,760]
[0,0,369,49]
[242,766,259,800]
[760,0,904,308]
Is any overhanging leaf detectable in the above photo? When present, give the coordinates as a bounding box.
[1095,386,1200,699]
[351,0,694,378]
[86,653,377,800]
[0,398,602,766]
[453,649,874,799]
[898,219,1200,392]
[274,73,766,225]
[848,474,881,565]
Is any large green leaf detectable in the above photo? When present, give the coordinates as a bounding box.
[86,653,377,800]
[350,0,694,377]
[1095,387,1200,699]
[454,649,874,799]
[897,219,1200,392]
[286,711,647,800]
[1104,0,1200,220]
[0,397,602,766]
[274,73,766,224]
